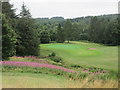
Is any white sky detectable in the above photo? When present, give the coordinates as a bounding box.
[10,0,119,19]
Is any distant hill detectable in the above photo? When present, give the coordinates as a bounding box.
[35,14,118,25]
[50,17,64,20]
[36,18,49,20]
[70,14,118,24]
[35,17,65,25]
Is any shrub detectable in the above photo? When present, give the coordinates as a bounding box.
[49,52,56,57]
[50,57,63,63]
[71,65,83,68]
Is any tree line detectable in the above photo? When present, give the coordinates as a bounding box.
[37,16,119,45]
[1,1,120,60]
[2,2,40,59]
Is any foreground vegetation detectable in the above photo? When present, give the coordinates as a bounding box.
[1,59,118,88]
[2,72,118,88]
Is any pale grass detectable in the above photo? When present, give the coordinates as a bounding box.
[0,74,2,89]
[90,79,118,88]
[2,75,118,88]
[65,78,118,88]
[2,76,62,88]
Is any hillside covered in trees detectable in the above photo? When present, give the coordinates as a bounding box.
[35,14,119,45]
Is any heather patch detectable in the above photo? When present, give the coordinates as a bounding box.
[88,48,96,50]
[1,61,77,73]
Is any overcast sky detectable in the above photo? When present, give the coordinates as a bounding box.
[10,0,119,19]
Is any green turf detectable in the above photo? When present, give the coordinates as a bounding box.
[40,41,118,71]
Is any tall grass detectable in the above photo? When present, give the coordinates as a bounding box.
[2,74,118,88]
[2,65,118,88]
[65,78,118,88]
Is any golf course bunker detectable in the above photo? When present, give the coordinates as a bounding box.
[88,48,96,50]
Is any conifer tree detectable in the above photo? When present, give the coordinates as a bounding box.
[2,1,17,59]
[2,15,17,59]
[16,3,40,56]
[56,24,65,43]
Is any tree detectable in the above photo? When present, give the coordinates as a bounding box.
[2,14,17,59]
[16,3,40,56]
[105,19,119,45]
[63,19,73,43]
[2,2,17,29]
[40,30,50,43]
[2,1,17,59]
[19,2,31,18]
[88,16,119,45]
[49,30,57,41]
[56,24,65,43]
[118,16,120,45]
[88,16,98,42]
[72,23,82,40]
[2,2,16,19]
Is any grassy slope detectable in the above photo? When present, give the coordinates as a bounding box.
[40,41,118,71]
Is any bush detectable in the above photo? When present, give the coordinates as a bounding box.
[48,52,56,57]
[49,57,63,63]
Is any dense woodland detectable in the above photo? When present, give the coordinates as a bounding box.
[1,2,120,59]
[36,14,119,44]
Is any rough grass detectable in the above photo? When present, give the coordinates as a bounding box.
[2,72,66,88]
[40,41,118,72]
[2,72,118,88]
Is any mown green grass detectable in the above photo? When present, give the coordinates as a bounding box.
[40,41,118,72]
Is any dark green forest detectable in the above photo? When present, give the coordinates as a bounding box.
[1,2,120,59]
[35,14,119,44]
